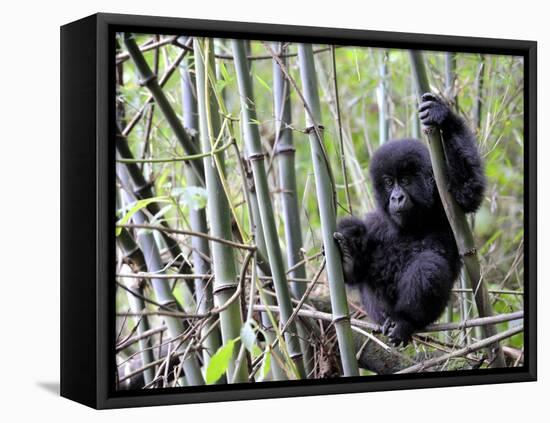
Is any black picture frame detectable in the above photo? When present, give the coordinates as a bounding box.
[60,12,537,409]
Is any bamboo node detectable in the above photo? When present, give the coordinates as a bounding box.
[274,145,296,156]
[247,152,265,162]
[460,247,478,257]
[212,283,238,295]
[134,182,155,198]
[332,314,351,324]
[304,124,325,134]
[139,74,158,87]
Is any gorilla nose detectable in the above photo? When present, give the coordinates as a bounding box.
[391,193,405,205]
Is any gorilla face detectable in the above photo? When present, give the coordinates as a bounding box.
[382,174,414,225]
[369,139,436,227]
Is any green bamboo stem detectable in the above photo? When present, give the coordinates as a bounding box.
[411,73,421,139]
[180,49,223,368]
[123,278,156,386]
[235,136,287,380]
[122,41,191,137]
[377,50,389,145]
[443,52,457,330]
[123,33,205,186]
[297,43,360,376]
[444,52,458,108]
[194,37,248,383]
[115,204,156,386]
[232,39,305,379]
[118,166,205,386]
[272,42,314,375]
[115,132,186,264]
[409,50,505,367]
[329,45,353,216]
[473,54,486,134]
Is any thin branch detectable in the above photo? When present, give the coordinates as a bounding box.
[116,326,167,353]
[116,36,178,64]
[330,45,352,215]
[116,138,235,164]
[254,305,523,334]
[397,325,523,374]
[119,223,256,251]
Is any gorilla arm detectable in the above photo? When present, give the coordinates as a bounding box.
[418,93,486,213]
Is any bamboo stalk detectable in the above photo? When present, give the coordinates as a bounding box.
[443,53,460,335]
[237,135,288,380]
[444,52,458,108]
[376,50,389,145]
[116,132,188,265]
[122,41,191,137]
[473,54,486,134]
[297,43,359,376]
[123,34,205,186]
[116,36,178,64]
[180,47,222,368]
[122,277,156,386]
[115,55,188,272]
[232,39,305,379]
[194,38,248,383]
[118,166,205,386]
[272,42,314,375]
[329,45,353,215]
[409,50,505,367]
[115,207,156,386]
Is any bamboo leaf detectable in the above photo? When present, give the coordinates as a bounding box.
[115,197,170,236]
[240,320,257,353]
[150,204,173,225]
[255,73,273,94]
[172,186,208,210]
[206,339,236,384]
[258,348,271,382]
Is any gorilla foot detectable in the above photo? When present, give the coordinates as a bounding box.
[383,318,414,347]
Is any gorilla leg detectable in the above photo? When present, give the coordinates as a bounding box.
[386,251,454,346]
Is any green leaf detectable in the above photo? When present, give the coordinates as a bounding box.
[258,348,271,381]
[172,186,208,210]
[115,197,170,236]
[206,339,236,384]
[219,61,233,83]
[150,203,174,225]
[251,344,262,359]
[240,320,257,353]
[255,73,272,94]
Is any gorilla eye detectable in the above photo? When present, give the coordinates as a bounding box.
[399,176,410,185]
[383,177,393,187]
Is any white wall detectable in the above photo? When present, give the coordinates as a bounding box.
[1,0,545,420]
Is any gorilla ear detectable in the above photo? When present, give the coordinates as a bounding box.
[423,170,435,187]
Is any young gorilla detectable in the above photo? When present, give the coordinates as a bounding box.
[335,93,485,346]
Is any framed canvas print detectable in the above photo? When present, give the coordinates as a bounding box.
[60,13,537,409]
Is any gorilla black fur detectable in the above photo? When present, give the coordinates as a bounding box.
[335,93,486,346]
